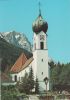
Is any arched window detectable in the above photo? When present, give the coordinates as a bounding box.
[42,72,43,75]
[41,59,43,62]
[14,75,17,82]
[40,42,44,49]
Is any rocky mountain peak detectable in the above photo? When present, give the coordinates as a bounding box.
[0,31,32,52]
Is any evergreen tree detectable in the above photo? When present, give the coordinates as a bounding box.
[19,68,35,94]
[28,67,34,93]
[35,77,39,94]
[21,72,30,94]
[1,57,8,72]
[49,61,70,90]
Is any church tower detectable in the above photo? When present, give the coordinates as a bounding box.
[32,4,49,91]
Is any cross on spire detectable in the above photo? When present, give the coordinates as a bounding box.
[39,1,41,16]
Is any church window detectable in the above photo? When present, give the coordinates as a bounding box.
[40,35,44,40]
[40,42,44,49]
[41,59,43,62]
[42,72,43,75]
[14,75,17,82]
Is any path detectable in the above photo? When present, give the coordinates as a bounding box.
[29,95,40,100]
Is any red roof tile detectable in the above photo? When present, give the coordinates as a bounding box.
[20,57,33,72]
[10,53,27,73]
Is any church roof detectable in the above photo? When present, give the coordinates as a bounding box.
[32,15,48,34]
[19,56,33,72]
[10,53,27,73]
[10,53,33,73]
[32,2,48,34]
[23,50,33,59]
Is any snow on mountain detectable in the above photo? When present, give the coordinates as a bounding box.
[0,31,56,63]
[0,33,4,38]
[2,32,10,36]
[0,31,32,52]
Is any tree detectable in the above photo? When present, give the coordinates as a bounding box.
[49,61,70,91]
[1,85,19,100]
[28,67,35,93]
[18,67,35,94]
[35,77,39,94]
[59,63,70,85]
[1,57,8,72]
[50,61,62,90]
[19,68,35,94]
[21,72,30,94]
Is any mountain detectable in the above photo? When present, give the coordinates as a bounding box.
[0,36,32,72]
[0,31,54,63]
[0,31,32,52]
[0,31,55,71]
[0,33,4,38]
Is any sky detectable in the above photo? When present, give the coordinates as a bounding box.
[0,0,70,63]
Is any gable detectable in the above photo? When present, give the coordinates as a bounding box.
[10,53,33,73]
[10,53,27,73]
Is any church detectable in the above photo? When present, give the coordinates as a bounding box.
[10,7,50,91]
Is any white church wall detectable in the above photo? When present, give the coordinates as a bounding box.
[33,50,49,90]
[11,63,32,82]
[32,52,37,79]
[18,63,32,81]
[38,31,47,49]
[33,30,49,91]
[33,31,47,50]
[11,74,17,81]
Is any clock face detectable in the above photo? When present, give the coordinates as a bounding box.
[40,35,45,40]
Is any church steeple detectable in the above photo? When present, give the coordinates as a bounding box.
[32,2,49,91]
[39,2,41,16]
[32,2,48,34]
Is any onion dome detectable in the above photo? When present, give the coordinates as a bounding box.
[32,13,48,34]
